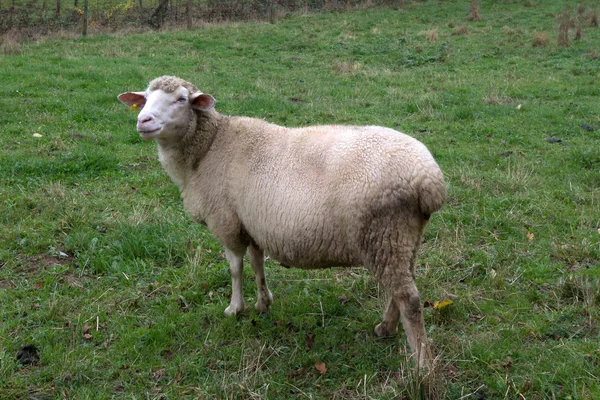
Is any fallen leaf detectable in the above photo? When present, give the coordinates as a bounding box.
[34,281,43,290]
[315,361,327,375]
[526,232,534,241]
[433,299,453,310]
[82,324,91,335]
[83,334,93,340]
[516,104,522,110]
[32,133,43,138]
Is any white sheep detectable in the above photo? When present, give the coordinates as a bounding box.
[118,76,446,369]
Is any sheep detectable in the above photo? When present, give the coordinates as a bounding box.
[118,76,446,369]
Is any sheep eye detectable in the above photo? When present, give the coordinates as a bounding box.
[177,97,187,103]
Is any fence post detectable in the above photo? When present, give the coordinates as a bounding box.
[82,0,88,36]
[186,0,192,29]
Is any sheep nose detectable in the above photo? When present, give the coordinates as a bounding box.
[138,115,153,124]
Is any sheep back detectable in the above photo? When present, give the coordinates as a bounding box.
[182,117,445,270]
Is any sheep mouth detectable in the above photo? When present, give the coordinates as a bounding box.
[138,128,161,139]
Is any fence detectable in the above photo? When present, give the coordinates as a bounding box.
[0,0,407,36]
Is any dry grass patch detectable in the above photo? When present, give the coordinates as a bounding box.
[467,0,481,22]
[532,32,550,47]
[338,31,356,40]
[482,92,514,105]
[452,25,469,36]
[419,28,439,42]
[333,60,362,75]
[575,25,583,40]
[590,10,599,27]
[557,8,571,47]
[0,31,24,55]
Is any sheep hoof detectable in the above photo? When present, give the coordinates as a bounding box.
[254,302,270,313]
[224,303,248,317]
[374,323,398,337]
[254,292,274,313]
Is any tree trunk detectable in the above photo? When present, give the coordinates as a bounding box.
[55,0,61,18]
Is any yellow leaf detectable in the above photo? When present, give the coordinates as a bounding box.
[32,133,43,138]
[130,103,138,111]
[433,299,453,310]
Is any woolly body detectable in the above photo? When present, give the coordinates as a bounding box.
[118,76,446,368]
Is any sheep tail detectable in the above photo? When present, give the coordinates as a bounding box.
[416,172,446,220]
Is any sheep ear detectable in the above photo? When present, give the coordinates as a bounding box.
[118,92,146,108]
[191,93,216,111]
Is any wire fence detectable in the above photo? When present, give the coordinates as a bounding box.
[0,0,408,36]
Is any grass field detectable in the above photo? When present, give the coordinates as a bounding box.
[1,0,600,398]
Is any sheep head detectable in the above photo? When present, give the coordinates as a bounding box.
[118,76,215,142]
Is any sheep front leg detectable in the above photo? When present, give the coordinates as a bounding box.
[224,248,247,316]
[248,244,273,313]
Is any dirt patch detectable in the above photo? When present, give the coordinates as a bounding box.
[22,253,73,273]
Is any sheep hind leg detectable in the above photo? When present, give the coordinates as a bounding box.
[223,248,248,316]
[396,281,432,371]
[374,296,400,337]
[248,244,273,313]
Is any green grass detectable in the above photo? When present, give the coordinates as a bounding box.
[1,0,600,398]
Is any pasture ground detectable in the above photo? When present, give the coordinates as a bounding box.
[1,0,599,398]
